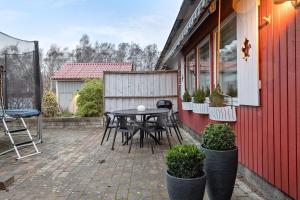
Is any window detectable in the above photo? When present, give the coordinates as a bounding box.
[215,16,237,97]
[186,51,196,94]
[198,38,210,91]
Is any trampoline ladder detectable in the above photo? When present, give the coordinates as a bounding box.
[2,117,41,160]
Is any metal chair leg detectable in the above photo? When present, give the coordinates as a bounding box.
[128,132,134,153]
[165,128,172,149]
[111,129,118,150]
[173,126,182,144]
[175,125,183,140]
[101,125,109,145]
[168,127,173,136]
[155,132,158,143]
[106,128,112,141]
[151,140,154,154]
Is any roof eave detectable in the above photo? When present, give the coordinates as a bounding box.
[156,0,213,70]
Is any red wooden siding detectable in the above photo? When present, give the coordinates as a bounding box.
[273,3,281,189]
[177,1,300,199]
[295,9,300,199]
[296,7,300,200]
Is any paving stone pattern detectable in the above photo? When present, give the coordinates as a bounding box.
[0,127,265,200]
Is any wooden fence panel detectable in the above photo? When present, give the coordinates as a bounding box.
[104,71,178,112]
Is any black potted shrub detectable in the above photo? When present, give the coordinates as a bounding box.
[165,144,206,200]
[200,123,238,200]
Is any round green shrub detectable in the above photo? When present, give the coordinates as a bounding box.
[183,90,191,102]
[193,88,206,103]
[76,79,103,117]
[202,123,235,150]
[42,91,59,117]
[166,144,205,178]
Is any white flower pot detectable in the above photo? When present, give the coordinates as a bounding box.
[182,102,193,111]
[192,103,209,114]
[208,106,237,122]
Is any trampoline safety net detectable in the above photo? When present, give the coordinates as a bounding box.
[0,32,42,111]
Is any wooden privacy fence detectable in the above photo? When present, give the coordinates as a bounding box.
[104,70,178,112]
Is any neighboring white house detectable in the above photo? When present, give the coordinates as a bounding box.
[51,62,132,112]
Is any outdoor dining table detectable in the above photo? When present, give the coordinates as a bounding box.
[111,108,170,147]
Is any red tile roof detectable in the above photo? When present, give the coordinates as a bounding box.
[52,62,132,80]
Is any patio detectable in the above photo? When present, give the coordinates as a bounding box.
[0,127,264,200]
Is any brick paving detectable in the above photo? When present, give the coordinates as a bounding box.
[0,127,265,200]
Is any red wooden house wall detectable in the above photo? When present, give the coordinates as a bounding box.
[177,1,300,199]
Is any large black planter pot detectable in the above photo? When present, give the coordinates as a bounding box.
[200,145,238,200]
[166,171,206,200]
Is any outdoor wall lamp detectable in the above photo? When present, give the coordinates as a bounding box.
[273,0,300,7]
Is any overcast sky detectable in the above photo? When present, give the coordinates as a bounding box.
[0,0,182,51]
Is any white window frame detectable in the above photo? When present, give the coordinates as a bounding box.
[185,50,196,94]
[213,13,239,106]
[197,36,211,90]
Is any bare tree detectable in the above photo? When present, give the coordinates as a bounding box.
[116,42,130,62]
[43,45,69,89]
[93,42,116,62]
[143,44,159,71]
[42,33,161,89]
[128,43,143,71]
[75,34,95,63]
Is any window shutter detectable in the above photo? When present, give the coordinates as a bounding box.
[180,57,185,99]
[236,0,260,106]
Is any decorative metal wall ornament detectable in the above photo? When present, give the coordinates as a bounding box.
[262,15,271,25]
[242,37,251,61]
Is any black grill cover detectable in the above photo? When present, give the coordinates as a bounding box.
[156,100,173,110]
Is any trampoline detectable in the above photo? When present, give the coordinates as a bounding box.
[0,32,42,159]
[3,109,40,118]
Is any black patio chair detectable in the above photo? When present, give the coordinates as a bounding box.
[170,111,183,140]
[154,100,183,142]
[143,112,172,150]
[101,112,117,145]
[112,114,139,151]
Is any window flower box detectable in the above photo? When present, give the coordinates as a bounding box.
[208,106,237,122]
[182,102,193,111]
[182,90,193,111]
[193,103,209,114]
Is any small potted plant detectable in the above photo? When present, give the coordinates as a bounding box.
[208,85,236,121]
[204,86,210,98]
[226,84,237,97]
[192,88,209,114]
[200,123,238,200]
[182,90,192,111]
[166,144,206,200]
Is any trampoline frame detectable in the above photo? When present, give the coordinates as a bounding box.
[0,35,43,158]
[0,115,42,158]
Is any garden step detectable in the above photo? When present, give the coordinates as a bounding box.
[0,175,14,190]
